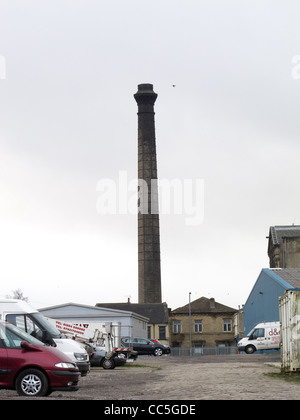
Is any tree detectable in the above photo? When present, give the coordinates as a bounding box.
[6,289,28,302]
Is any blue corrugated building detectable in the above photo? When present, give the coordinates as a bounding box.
[243,268,300,335]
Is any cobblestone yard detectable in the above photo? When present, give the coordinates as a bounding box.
[1,353,300,400]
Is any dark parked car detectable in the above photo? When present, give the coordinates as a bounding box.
[84,342,126,369]
[0,321,80,397]
[121,337,171,356]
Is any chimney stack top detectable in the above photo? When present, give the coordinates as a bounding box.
[134,83,158,104]
[137,83,154,92]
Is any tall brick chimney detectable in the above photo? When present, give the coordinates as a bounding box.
[134,83,162,304]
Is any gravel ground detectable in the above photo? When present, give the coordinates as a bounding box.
[1,353,300,400]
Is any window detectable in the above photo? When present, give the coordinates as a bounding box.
[223,319,232,332]
[159,326,166,340]
[173,320,181,333]
[6,314,26,330]
[194,320,203,333]
[6,314,44,341]
[0,323,44,349]
[147,326,151,339]
[252,328,265,339]
[2,328,24,349]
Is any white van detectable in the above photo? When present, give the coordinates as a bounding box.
[0,299,90,376]
[237,322,280,354]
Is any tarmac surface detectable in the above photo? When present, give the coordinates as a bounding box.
[1,353,300,400]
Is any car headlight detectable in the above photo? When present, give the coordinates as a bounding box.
[74,353,88,361]
[55,362,76,369]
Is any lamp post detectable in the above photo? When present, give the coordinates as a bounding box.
[189,292,192,355]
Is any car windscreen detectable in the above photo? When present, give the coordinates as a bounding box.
[0,322,45,346]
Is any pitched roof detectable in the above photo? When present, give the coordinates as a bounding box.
[269,225,300,246]
[38,302,149,322]
[171,297,237,315]
[95,302,169,324]
[269,268,300,289]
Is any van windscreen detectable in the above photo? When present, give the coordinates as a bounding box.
[30,313,62,338]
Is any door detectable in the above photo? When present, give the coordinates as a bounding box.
[133,338,146,354]
[194,344,203,355]
[0,326,11,387]
[134,338,153,354]
[0,346,8,387]
[251,328,266,350]
[6,314,44,342]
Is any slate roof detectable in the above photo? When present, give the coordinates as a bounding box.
[269,268,300,289]
[95,302,169,324]
[269,225,300,246]
[171,296,237,315]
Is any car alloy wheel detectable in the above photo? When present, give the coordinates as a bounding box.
[16,368,49,397]
[154,347,163,356]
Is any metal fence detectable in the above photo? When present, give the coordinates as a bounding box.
[170,346,238,357]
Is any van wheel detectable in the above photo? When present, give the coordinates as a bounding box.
[15,369,49,397]
[245,345,256,354]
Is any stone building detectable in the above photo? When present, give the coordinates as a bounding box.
[267,225,300,268]
[169,297,237,350]
[233,306,244,342]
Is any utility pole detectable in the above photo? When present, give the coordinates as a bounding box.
[189,292,192,355]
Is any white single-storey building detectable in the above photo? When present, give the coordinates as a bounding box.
[39,302,149,339]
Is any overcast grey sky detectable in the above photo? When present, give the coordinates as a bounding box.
[0,0,300,310]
